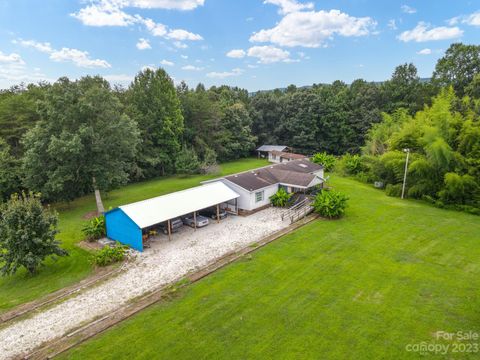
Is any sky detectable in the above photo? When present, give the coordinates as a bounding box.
[0,0,479,91]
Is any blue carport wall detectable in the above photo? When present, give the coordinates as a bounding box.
[105,208,143,251]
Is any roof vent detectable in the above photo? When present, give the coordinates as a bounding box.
[299,164,308,168]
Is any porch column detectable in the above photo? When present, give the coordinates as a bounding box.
[216,204,220,223]
[193,212,197,231]
[167,219,172,241]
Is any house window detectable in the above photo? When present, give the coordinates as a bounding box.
[255,191,264,203]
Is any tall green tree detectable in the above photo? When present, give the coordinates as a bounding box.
[0,138,21,200]
[0,83,48,156]
[22,76,140,209]
[0,192,67,275]
[127,68,184,178]
[433,43,480,97]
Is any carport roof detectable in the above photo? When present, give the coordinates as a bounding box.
[116,182,240,229]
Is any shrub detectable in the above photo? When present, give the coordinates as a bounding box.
[313,189,349,218]
[438,172,479,206]
[175,146,201,175]
[91,243,127,267]
[82,215,106,242]
[311,152,336,172]
[270,188,292,207]
[0,192,68,275]
[336,154,362,176]
[385,184,403,197]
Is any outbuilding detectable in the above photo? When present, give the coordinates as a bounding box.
[105,182,240,251]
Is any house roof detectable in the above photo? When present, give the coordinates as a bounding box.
[113,182,240,229]
[270,150,307,160]
[224,158,323,191]
[256,145,289,152]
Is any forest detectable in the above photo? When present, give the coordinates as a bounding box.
[0,42,479,212]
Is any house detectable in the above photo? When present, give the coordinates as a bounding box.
[203,158,324,214]
[268,150,307,164]
[256,145,289,159]
[104,182,240,251]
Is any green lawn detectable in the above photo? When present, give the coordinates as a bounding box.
[61,176,480,359]
[0,158,268,313]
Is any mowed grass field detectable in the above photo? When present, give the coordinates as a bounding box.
[61,176,480,359]
[0,158,268,313]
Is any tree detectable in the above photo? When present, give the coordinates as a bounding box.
[0,83,47,156]
[175,146,201,175]
[0,192,67,275]
[127,68,184,178]
[433,43,480,96]
[216,102,256,161]
[382,63,429,114]
[22,76,140,211]
[0,138,21,200]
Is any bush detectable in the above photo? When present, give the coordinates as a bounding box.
[175,146,201,175]
[336,154,362,176]
[270,188,292,207]
[0,192,68,275]
[311,152,336,172]
[82,215,106,241]
[91,243,127,267]
[313,189,349,218]
[385,184,403,197]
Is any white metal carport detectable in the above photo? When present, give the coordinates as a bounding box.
[118,182,240,241]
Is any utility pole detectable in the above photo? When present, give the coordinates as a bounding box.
[401,148,410,199]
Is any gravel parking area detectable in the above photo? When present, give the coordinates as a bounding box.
[0,208,289,360]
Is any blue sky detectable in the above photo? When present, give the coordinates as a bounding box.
[0,0,479,91]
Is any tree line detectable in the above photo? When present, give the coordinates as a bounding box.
[0,42,479,211]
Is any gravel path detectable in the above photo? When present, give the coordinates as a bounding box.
[0,208,289,360]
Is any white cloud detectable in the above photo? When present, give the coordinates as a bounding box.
[15,39,111,68]
[464,12,480,26]
[71,1,203,45]
[182,65,203,71]
[226,49,246,58]
[13,39,53,53]
[401,5,416,14]
[127,0,204,10]
[166,29,203,41]
[264,0,314,15]
[140,17,168,36]
[103,74,134,84]
[0,51,25,65]
[448,11,480,27]
[160,59,174,66]
[247,64,258,68]
[174,41,188,49]
[388,19,397,30]
[417,48,431,55]
[50,48,111,68]
[136,38,151,50]
[250,10,376,48]
[247,45,290,63]
[206,68,243,79]
[181,55,189,59]
[71,1,136,27]
[398,22,463,42]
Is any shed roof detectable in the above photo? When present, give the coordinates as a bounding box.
[270,151,307,160]
[256,145,289,152]
[115,182,240,229]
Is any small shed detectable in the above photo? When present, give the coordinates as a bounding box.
[105,182,240,251]
[256,145,290,157]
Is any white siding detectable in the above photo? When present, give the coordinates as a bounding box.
[249,184,278,210]
[268,152,280,163]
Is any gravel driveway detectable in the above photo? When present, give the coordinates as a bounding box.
[0,208,289,360]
